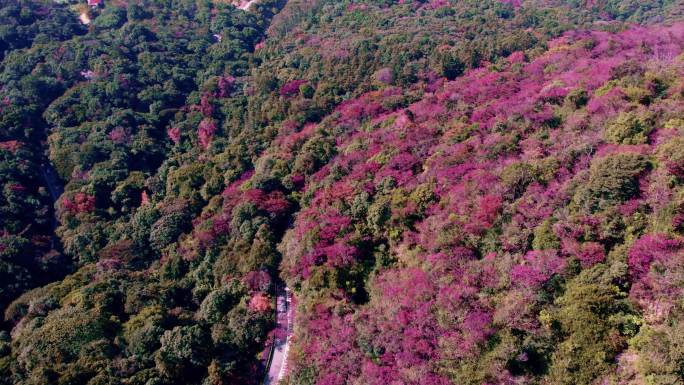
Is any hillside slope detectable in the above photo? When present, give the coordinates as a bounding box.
[2,1,684,385]
[274,22,684,385]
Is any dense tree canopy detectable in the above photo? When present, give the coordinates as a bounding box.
[2,0,684,384]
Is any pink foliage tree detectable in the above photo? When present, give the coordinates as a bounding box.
[198,118,217,150]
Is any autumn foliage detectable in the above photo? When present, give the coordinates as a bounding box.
[3,1,684,385]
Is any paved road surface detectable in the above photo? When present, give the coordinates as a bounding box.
[265,286,292,385]
[40,162,64,248]
[239,0,258,10]
[40,163,63,203]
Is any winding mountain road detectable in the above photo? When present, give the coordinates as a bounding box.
[238,0,259,10]
[40,162,64,249]
[40,163,63,204]
[264,286,293,385]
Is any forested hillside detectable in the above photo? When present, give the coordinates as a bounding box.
[2,0,684,385]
